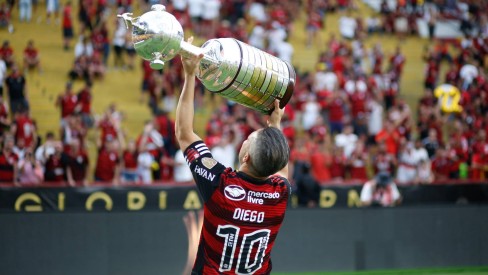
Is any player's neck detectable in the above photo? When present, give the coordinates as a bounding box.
[238,164,268,181]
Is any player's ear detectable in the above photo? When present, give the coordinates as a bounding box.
[242,153,250,163]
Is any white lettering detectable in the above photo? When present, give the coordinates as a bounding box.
[194,165,216,181]
[232,208,264,223]
[247,191,280,199]
[245,191,280,204]
[247,196,264,205]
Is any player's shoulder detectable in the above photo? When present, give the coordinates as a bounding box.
[268,174,290,188]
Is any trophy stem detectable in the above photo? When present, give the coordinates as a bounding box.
[180,41,220,78]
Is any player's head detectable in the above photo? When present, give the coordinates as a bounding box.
[239,127,289,178]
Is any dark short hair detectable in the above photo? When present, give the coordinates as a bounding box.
[249,127,290,177]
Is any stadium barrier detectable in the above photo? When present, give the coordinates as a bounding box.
[0,183,487,212]
[0,205,487,274]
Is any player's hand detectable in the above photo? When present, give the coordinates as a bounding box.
[267,99,284,130]
[181,36,204,76]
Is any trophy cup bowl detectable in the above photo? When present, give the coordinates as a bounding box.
[118,4,295,114]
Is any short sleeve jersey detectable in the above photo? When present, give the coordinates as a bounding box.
[184,141,290,275]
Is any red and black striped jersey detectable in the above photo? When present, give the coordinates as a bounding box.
[184,140,290,275]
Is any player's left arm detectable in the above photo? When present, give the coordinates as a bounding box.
[175,37,204,152]
[267,99,289,180]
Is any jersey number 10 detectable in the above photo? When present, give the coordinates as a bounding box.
[217,225,271,274]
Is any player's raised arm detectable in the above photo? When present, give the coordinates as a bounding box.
[267,99,289,179]
[175,37,204,151]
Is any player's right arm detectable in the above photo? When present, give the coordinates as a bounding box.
[176,37,226,201]
[183,141,226,202]
[175,37,204,152]
[267,99,289,180]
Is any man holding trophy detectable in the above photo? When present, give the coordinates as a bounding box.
[119,5,294,274]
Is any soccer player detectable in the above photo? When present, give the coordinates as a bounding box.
[175,37,291,275]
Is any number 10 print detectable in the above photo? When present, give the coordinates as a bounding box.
[217,225,271,274]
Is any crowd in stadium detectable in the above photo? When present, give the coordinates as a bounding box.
[0,0,487,200]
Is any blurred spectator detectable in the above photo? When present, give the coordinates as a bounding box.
[96,110,120,148]
[94,139,121,184]
[339,11,357,39]
[19,0,32,23]
[294,163,320,208]
[35,132,56,168]
[210,123,242,169]
[326,90,347,135]
[310,141,331,183]
[76,81,93,128]
[121,140,138,183]
[0,96,9,136]
[348,140,368,181]
[45,0,59,24]
[275,38,294,64]
[0,58,6,96]
[0,40,14,68]
[396,141,419,185]
[18,148,43,185]
[416,159,434,184]
[10,107,37,149]
[268,21,287,54]
[112,17,127,68]
[373,142,396,176]
[360,172,401,207]
[61,115,87,152]
[0,136,18,185]
[247,0,267,23]
[56,82,78,122]
[171,0,189,28]
[248,22,266,50]
[153,109,176,155]
[471,143,488,180]
[78,0,92,33]
[459,61,478,90]
[367,95,383,143]
[23,40,41,73]
[69,54,90,81]
[5,65,29,115]
[423,4,438,40]
[301,93,320,131]
[88,51,106,80]
[172,147,193,183]
[375,120,400,155]
[137,120,163,180]
[330,145,346,179]
[62,1,74,50]
[125,31,136,70]
[290,137,310,183]
[137,145,154,184]
[44,143,66,184]
[431,147,451,181]
[64,138,89,186]
[91,21,110,64]
[313,63,337,93]
[335,124,358,158]
[188,0,204,36]
[200,0,220,39]
[74,36,94,58]
[0,3,13,33]
[306,4,325,48]
[369,43,384,75]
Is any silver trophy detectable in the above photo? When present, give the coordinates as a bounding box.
[118,5,295,114]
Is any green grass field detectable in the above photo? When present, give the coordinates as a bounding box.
[274,266,488,275]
